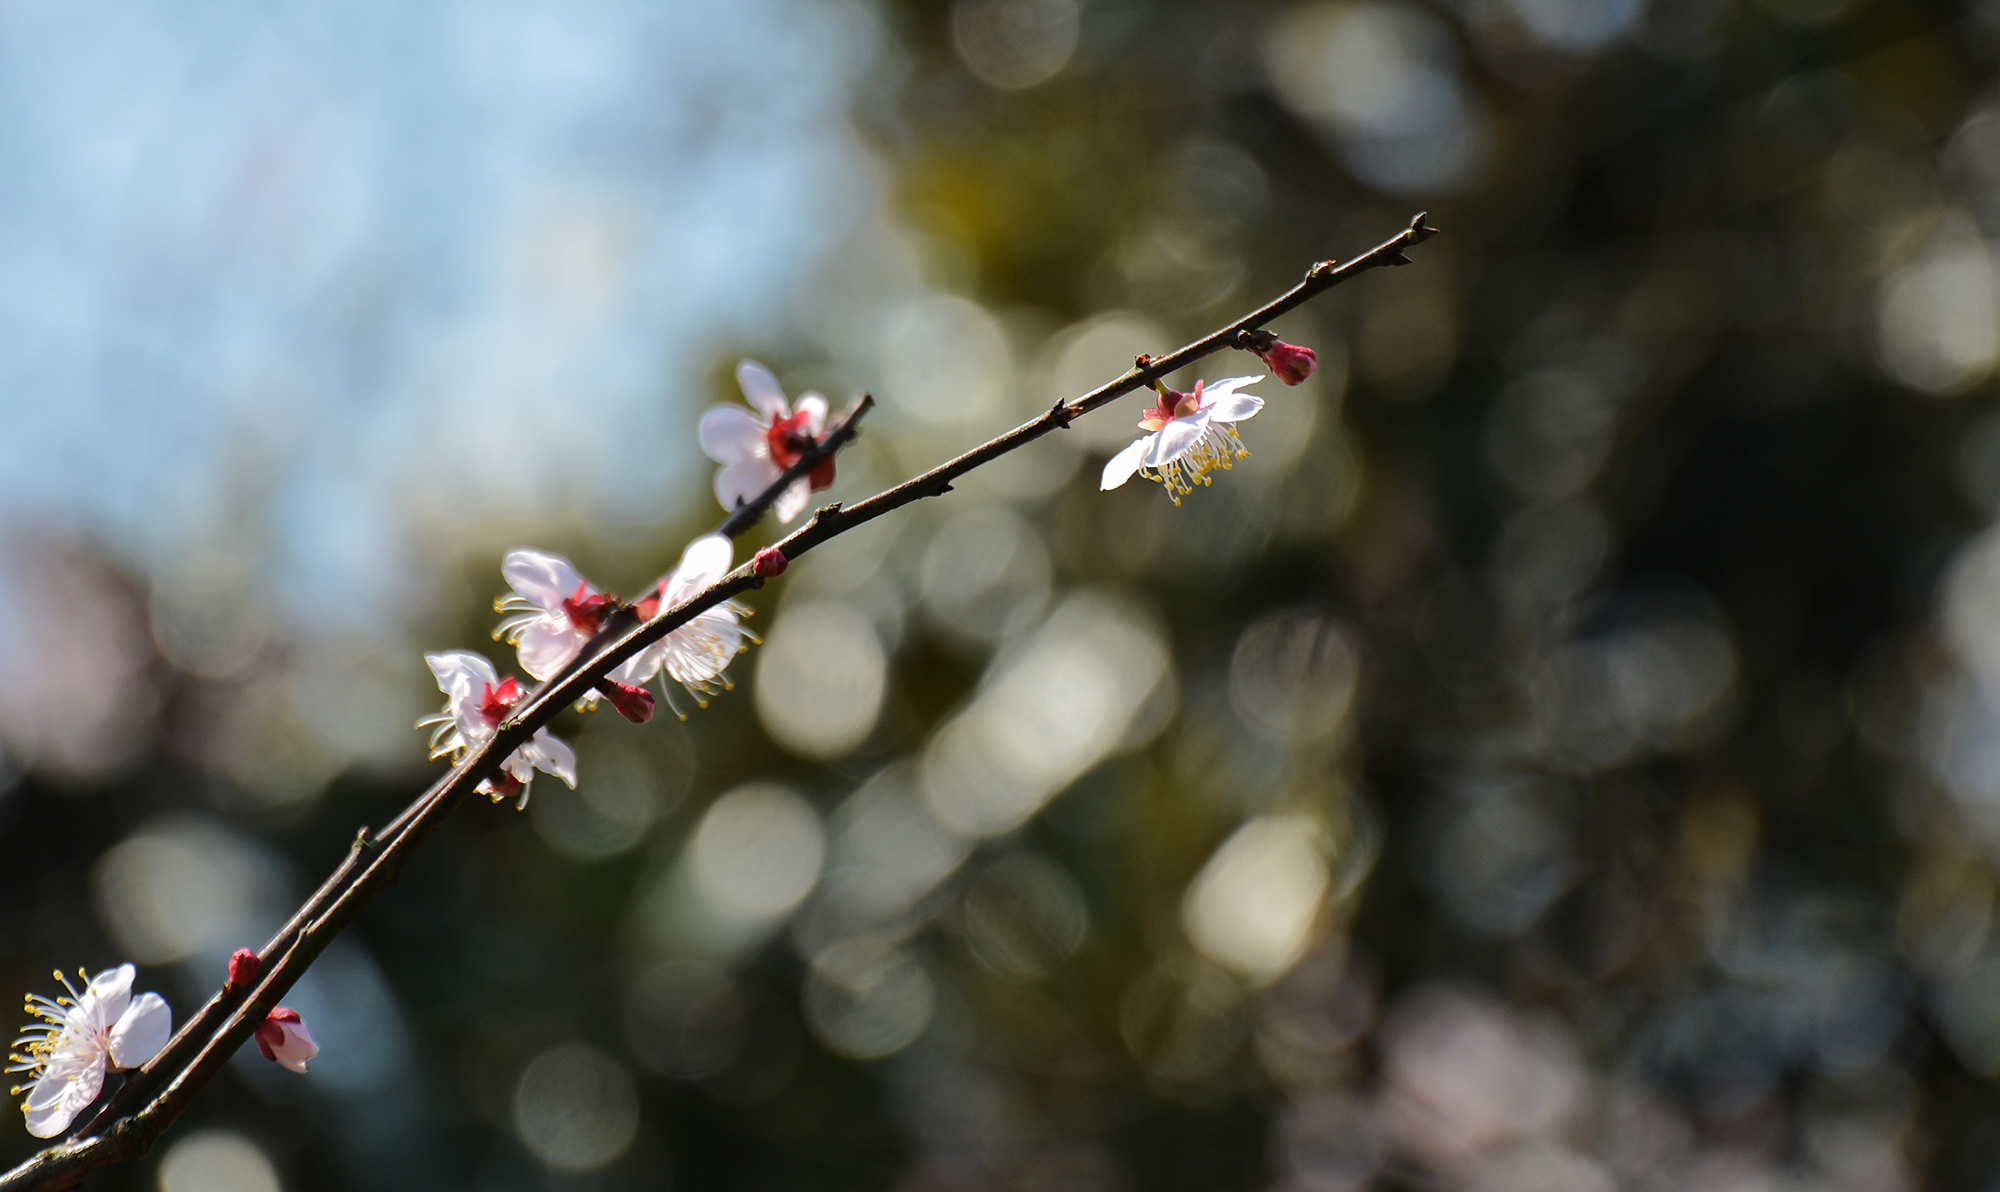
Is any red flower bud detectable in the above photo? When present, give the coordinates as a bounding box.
[753,547,788,578]
[1237,329,1317,385]
[599,680,655,724]
[1260,340,1317,385]
[226,948,260,991]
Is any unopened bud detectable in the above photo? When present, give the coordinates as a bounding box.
[1239,329,1316,385]
[753,547,788,578]
[226,948,260,991]
[600,680,655,724]
[255,1007,320,1074]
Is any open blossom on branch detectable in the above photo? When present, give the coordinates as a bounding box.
[1100,375,1266,504]
[493,548,620,681]
[254,1009,318,1074]
[619,534,752,716]
[699,360,834,524]
[8,964,170,1138]
[418,651,577,809]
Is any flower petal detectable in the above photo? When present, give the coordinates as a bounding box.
[795,392,829,436]
[502,549,586,611]
[610,640,669,686]
[737,360,791,421]
[1204,392,1264,424]
[107,992,171,1069]
[775,476,811,523]
[23,1053,103,1139]
[274,1021,318,1074]
[698,405,768,464]
[527,730,577,788]
[78,965,135,1035]
[714,457,781,512]
[1145,414,1208,467]
[1100,438,1149,490]
[425,651,498,698]
[514,619,584,682]
[672,534,735,597]
[1197,375,1263,404]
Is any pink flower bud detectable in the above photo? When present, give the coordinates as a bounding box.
[1259,340,1316,385]
[599,680,655,724]
[226,949,260,991]
[753,547,788,578]
[254,1007,319,1074]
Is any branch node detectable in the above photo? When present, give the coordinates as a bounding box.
[1046,397,1075,428]
[1408,210,1439,241]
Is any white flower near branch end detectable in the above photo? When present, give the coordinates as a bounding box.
[699,360,836,524]
[254,1009,319,1074]
[8,964,170,1138]
[1100,375,1266,504]
[418,651,577,808]
[619,534,753,717]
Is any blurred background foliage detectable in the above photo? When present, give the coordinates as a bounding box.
[4,0,2000,1189]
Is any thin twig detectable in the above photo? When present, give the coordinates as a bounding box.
[0,212,1434,1192]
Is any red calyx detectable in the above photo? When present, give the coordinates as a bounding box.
[753,547,788,578]
[561,583,616,634]
[226,948,260,991]
[600,680,655,724]
[478,676,523,725]
[767,411,837,491]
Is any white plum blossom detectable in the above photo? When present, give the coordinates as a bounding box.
[254,1008,319,1074]
[418,651,577,808]
[493,548,620,682]
[8,964,171,1138]
[699,360,835,523]
[616,534,752,716]
[1100,375,1266,504]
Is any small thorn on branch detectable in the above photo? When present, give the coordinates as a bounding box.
[1408,210,1439,240]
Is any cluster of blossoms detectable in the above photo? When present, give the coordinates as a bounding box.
[10,956,315,1139]
[7,335,1317,1142]
[409,361,836,812]
[424,534,752,811]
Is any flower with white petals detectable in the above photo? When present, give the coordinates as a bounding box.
[418,651,577,809]
[493,548,620,682]
[699,360,835,523]
[1099,375,1266,504]
[617,534,753,716]
[254,1008,318,1074]
[8,964,171,1138]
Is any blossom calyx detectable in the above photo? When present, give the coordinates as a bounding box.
[1237,329,1316,385]
[226,949,260,992]
[254,1008,319,1074]
[753,547,787,578]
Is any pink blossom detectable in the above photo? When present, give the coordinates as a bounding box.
[698,360,834,523]
[254,1008,318,1075]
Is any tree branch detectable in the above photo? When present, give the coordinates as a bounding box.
[0,211,1434,1192]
